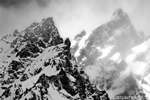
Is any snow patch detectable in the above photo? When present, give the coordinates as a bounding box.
[131,42,148,54]
[71,40,77,47]
[126,39,150,62]
[97,45,114,59]
[48,84,69,100]
[141,84,150,99]
[82,57,87,61]
[110,52,122,63]
[128,61,147,76]
[74,31,91,57]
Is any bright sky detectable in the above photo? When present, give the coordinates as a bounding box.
[0,0,150,41]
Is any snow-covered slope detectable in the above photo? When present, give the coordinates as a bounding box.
[125,38,150,99]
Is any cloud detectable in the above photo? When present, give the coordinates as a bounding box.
[0,0,150,41]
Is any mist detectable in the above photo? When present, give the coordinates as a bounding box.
[0,0,150,41]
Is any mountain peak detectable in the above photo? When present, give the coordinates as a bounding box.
[74,30,86,41]
[113,8,128,19]
[25,17,54,32]
[22,17,62,45]
[41,17,54,26]
[113,8,127,18]
[13,29,20,37]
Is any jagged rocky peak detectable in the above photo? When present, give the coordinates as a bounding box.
[74,30,86,41]
[112,8,129,21]
[0,17,64,62]
[0,30,20,45]
[25,17,54,31]
[71,30,86,54]
[113,8,127,17]
[13,29,20,37]
[90,8,132,41]
[0,17,62,45]
[23,17,62,44]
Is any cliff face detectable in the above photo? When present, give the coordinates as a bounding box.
[0,17,109,100]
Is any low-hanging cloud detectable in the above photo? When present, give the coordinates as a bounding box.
[0,0,150,41]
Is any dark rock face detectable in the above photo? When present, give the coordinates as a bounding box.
[23,18,61,44]
[64,38,71,47]
[0,17,110,100]
[16,44,40,58]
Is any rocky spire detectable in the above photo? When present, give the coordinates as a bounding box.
[13,29,20,37]
[112,8,130,23]
[113,8,127,17]
[74,30,86,41]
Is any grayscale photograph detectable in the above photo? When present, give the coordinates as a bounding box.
[0,0,150,100]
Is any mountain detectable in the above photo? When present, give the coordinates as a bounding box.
[72,8,145,67]
[0,17,110,100]
[0,8,149,100]
[72,8,147,99]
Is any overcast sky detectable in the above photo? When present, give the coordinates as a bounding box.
[0,0,150,41]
